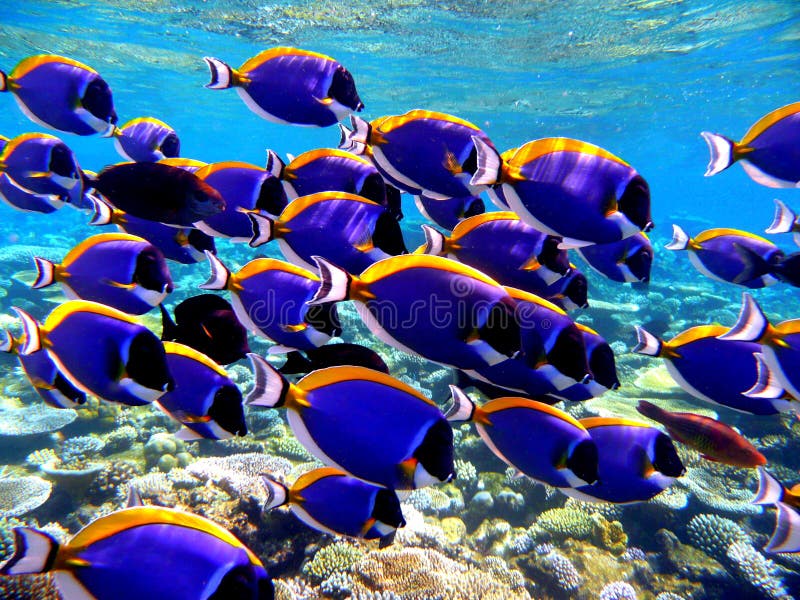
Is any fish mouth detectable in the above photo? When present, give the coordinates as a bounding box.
[355,101,365,112]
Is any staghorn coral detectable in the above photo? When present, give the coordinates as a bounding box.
[273,576,322,600]
[726,541,791,600]
[320,572,354,599]
[123,472,173,500]
[0,475,51,517]
[685,513,751,564]
[395,504,448,552]
[303,542,366,584]
[599,581,638,600]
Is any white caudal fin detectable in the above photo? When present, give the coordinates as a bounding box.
[198,250,230,290]
[12,307,41,355]
[31,257,56,289]
[444,385,475,422]
[203,57,234,89]
[126,485,144,507]
[265,149,285,178]
[700,131,735,177]
[718,293,768,342]
[0,527,59,575]
[753,467,785,506]
[0,330,14,353]
[261,475,289,510]
[0,70,7,93]
[765,501,800,553]
[420,224,446,256]
[469,136,502,187]
[745,353,785,399]
[307,256,351,305]
[766,199,797,234]
[87,194,114,226]
[248,212,275,248]
[632,326,662,356]
[664,224,690,251]
[246,353,289,408]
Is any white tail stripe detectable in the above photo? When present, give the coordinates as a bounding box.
[203,57,232,89]
[632,326,662,356]
[198,250,230,290]
[766,199,797,234]
[444,385,474,422]
[753,468,785,506]
[765,501,800,553]
[261,476,289,510]
[245,353,286,407]
[469,136,501,187]
[717,293,768,342]
[664,224,690,251]
[700,131,734,177]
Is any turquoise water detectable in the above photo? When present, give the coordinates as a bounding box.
[0,1,799,599]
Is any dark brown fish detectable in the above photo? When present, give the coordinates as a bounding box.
[636,400,766,468]
[93,162,225,226]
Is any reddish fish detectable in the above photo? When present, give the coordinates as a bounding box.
[636,400,766,468]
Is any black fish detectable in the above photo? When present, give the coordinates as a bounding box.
[279,343,389,376]
[92,162,225,226]
[160,294,249,365]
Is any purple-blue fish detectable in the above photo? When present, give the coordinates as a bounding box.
[113,116,180,162]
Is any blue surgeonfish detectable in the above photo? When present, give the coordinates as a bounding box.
[200,253,340,354]
[88,196,216,264]
[665,225,796,288]
[309,254,521,371]
[556,324,620,401]
[634,323,794,415]
[31,232,174,315]
[160,294,250,366]
[204,47,363,127]
[0,54,117,136]
[0,132,85,206]
[420,211,570,290]
[471,137,653,248]
[563,417,685,504]
[414,193,484,231]
[702,102,800,188]
[112,117,180,162]
[540,266,589,311]
[157,341,247,441]
[262,467,405,546]
[0,330,86,409]
[91,162,225,226]
[248,191,407,274]
[194,161,288,241]
[752,468,800,553]
[0,502,272,599]
[719,293,800,405]
[13,301,174,407]
[0,170,67,213]
[766,199,800,247]
[339,110,497,200]
[266,148,402,220]
[247,358,455,490]
[576,232,653,284]
[446,387,598,489]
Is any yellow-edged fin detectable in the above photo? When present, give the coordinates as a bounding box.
[0,132,57,162]
[484,397,585,430]
[361,254,503,289]
[288,148,373,171]
[45,300,141,331]
[574,323,599,336]
[163,341,227,378]
[12,55,97,80]
[668,324,728,348]
[294,466,348,493]
[279,191,380,223]
[120,116,171,131]
[240,47,336,74]
[375,110,482,136]
[0,135,9,142]
[503,286,567,316]
[160,157,208,169]
[105,280,136,290]
[694,228,773,245]
[195,160,264,181]
[237,257,319,282]
[450,211,519,242]
[508,138,629,170]
[442,150,462,175]
[741,102,800,146]
[298,365,435,406]
[60,232,148,268]
[283,323,308,333]
[581,416,651,430]
[67,506,262,566]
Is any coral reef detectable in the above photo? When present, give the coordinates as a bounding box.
[0,475,51,517]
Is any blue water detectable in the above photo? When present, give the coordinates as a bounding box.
[1,1,800,599]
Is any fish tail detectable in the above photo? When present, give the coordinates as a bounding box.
[0,527,59,575]
[265,149,285,179]
[444,385,476,422]
[87,194,114,226]
[203,57,237,89]
[700,131,736,176]
[247,212,275,248]
[12,307,42,355]
[261,475,290,510]
[664,224,690,251]
[0,330,14,353]
[420,224,446,256]
[632,326,662,356]
[0,70,7,92]
[469,136,502,187]
[245,353,290,408]
[31,257,57,289]
[717,293,769,342]
[308,256,352,305]
[766,199,798,234]
[765,501,800,553]
[745,353,785,399]
[199,250,231,290]
[338,116,369,155]
[753,468,786,506]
